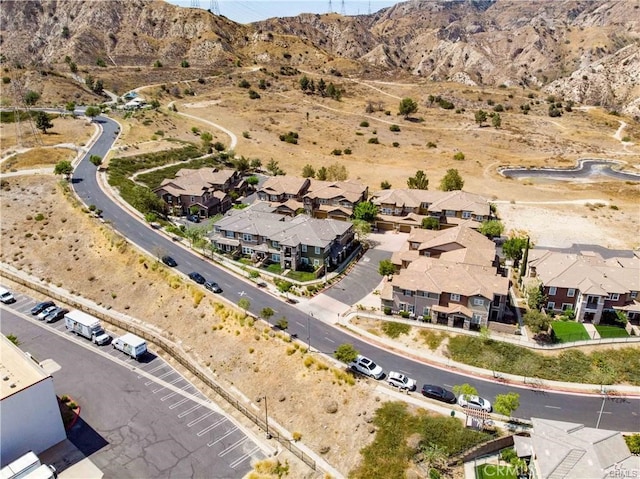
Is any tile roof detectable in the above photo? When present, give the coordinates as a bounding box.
[371,189,489,216]
[259,176,309,196]
[392,257,508,299]
[528,249,640,293]
[530,418,637,479]
[156,168,236,196]
[214,202,352,249]
[408,226,496,266]
[306,179,367,202]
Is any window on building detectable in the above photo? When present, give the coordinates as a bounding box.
[404,290,414,297]
[473,298,484,306]
[567,288,575,297]
[272,254,280,262]
[422,306,431,316]
[241,246,253,255]
[301,257,309,265]
[462,211,471,219]
[313,259,320,267]
[631,291,638,299]
[428,292,439,300]
[607,293,620,301]
[315,246,321,255]
[445,210,455,217]
[450,293,461,302]
[225,231,234,238]
[301,244,307,253]
[243,233,253,242]
[547,302,556,310]
[472,314,482,324]
[562,303,573,311]
[548,286,557,296]
[190,196,194,202]
[272,241,279,249]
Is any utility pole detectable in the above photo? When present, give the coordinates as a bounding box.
[210,0,220,15]
[263,396,272,439]
[340,0,346,15]
[191,0,200,7]
[328,0,333,13]
[307,313,312,351]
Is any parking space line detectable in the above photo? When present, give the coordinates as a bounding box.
[208,427,239,448]
[161,391,179,401]
[177,404,202,418]
[197,417,228,437]
[152,385,166,393]
[229,446,260,468]
[168,376,184,385]
[168,397,190,409]
[187,411,215,427]
[156,370,177,380]
[218,437,247,457]
[146,364,170,374]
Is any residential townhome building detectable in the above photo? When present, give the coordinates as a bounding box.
[370,189,491,232]
[513,418,638,479]
[381,256,509,328]
[154,167,245,217]
[256,177,368,220]
[303,179,369,220]
[393,225,499,269]
[256,176,310,216]
[524,247,640,324]
[211,202,357,272]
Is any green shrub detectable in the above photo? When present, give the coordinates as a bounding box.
[390,124,400,132]
[360,120,369,127]
[382,321,410,338]
[368,137,379,144]
[383,307,392,315]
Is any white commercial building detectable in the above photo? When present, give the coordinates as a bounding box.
[0,336,66,465]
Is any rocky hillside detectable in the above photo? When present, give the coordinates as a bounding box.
[1,0,638,114]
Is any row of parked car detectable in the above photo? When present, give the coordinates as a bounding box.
[349,354,492,412]
[160,256,223,293]
[31,301,68,323]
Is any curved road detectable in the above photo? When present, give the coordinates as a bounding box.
[501,159,640,182]
[70,115,640,432]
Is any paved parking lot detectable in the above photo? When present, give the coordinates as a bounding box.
[323,231,408,306]
[2,290,267,478]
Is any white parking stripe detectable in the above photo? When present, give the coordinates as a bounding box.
[169,398,190,409]
[218,437,247,456]
[177,404,202,418]
[208,428,239,448]
[229,446,260,469]
[197,417,228,437]
[187,411,215,427]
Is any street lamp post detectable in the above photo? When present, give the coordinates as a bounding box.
[263,396,272,439]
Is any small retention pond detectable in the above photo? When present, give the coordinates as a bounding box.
[499,159,640,182]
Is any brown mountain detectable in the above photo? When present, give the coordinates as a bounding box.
[1,0,638,114]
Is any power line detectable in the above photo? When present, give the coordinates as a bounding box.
[210,0,219,15]
[340,0,346,15]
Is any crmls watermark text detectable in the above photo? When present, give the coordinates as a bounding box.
[608,467,639,478]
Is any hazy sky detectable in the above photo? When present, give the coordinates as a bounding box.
[165,0,403,24]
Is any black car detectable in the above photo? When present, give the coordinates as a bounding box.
[44,307,68,323]
[162,256,177,267]
[421,385,457,404]
[31,301,55,315]
[188,272,206,284]
[204,281,222,293]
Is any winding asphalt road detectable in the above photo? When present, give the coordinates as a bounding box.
[69,114,640,432]
[501,159,640,181]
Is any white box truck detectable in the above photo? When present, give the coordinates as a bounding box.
[112,333,147,361]
[64,310,110,345]
[0,451,56,479]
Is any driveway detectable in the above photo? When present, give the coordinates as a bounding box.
[323,231,408,306]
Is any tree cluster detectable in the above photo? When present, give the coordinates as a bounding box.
[299,75,342,100]
[301,162,348,181]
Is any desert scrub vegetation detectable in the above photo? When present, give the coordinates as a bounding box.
[350,401,490,479]
[418,328,448,350]
[381,321,411,339]
[447,336,640,385]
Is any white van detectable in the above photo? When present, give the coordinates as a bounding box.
[0,287,16,304]
[112,333,147,361]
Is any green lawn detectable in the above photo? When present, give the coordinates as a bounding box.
[551,321,590,343]
[595,324,629,339]
[476,464,518,479]
[286,270,316,282]
[263,263,283,274]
